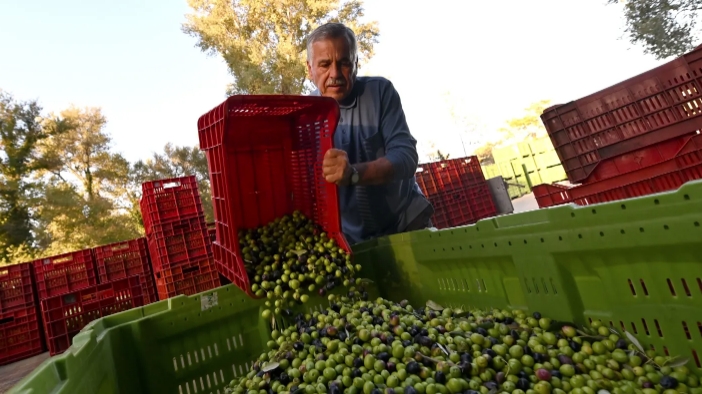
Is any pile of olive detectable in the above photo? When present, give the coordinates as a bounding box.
[226,295,699,394]
[239,211,360,316]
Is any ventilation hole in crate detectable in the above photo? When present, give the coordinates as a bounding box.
[620,321,627,332]
[437,278,444,290]
[683,321,691,339]
[599,232,604,237]
[571,212,575,217]
[620,229,625,234]
[173,357,179,371]
[621,204,626,210]
[639,227,645,232]
[654,320,663,337]
[508,241,512,246]
[578,234,583,239]
[642,319,650,335]
[693,349,702,368]
[481,244,485,248]
[220,369,225,385]
[558,236,563,241]
[698,278,702,293]
[459,246,463,250]
[684,194,690,200]
[631,322,638,334]
[667,279,677,296]
[698,322,702,338]
[695,221,700,227]
[442,247,446,252]
[525,278,532,293]
[550,279,558,294]
[588,317,593,324]
[640,279,649,295]
[540,238,544,243]
[494,242,498,247]
[481,279,487,291]
[654,199,660,205]
[682,279,692,296]
[469,245,473,249]
[524,239,527,244]
[628,279,637,296]
[181,354,186,369]
[451,247,454,251]
[541,278,549,294]
[664,224,670,230]
[463,279,470,290]
[533,278,540,294]
[649,344,655,351]
[663,346,669,356]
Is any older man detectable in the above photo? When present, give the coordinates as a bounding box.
[307,22,434,245]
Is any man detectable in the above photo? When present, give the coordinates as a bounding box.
[306,22,434,245]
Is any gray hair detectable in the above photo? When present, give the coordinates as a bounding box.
[306,23,358,63]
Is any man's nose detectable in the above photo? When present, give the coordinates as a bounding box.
[329,62,342,78]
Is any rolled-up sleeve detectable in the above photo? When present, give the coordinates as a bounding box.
[379,81,419,181]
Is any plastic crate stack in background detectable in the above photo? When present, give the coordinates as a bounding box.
[93,238,158,305]
[197,95,350,297]
[40,276,143,355]
[534,44,702,208]
[30,249,145,355]
[0,263,44,365]
[416,156,497,228]
[140,176,219,300]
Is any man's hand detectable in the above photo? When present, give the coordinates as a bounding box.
[323,148,352,186]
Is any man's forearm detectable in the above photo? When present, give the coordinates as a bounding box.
[355,157,396,185]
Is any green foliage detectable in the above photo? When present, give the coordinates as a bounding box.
[183,0,379,95]
[0,90,69,262]
[608,0,701,59]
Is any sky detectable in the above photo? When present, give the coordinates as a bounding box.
[0,0,666,163]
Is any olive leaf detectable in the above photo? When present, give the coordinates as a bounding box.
[608,327,621,336]
[436,343,450,356]
[625,331,645,353]
[291,249,307,256]
[426,300,444,311]
[597,389,612,394]
[454,311,472,318]
[665,356,690,368]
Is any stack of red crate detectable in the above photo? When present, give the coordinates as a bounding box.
[93,238,158,305]
[31,249,145,355]
[415,157,497,228]
[534,44,702,208]
[0,263,44,365]
[140,176,219,300]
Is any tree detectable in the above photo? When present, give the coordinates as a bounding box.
[608,0,701,59]
[130,143,214,224]
[474,142,496,165]
[35,106,140,254]
[503,99,551,141]
[183,0,380,95]
[0,90,68,261]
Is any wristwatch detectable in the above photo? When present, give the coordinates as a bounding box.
[348,165,360,185]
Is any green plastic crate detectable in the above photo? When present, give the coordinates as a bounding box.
[529,136,555,154]
[534,151,561,170]
[493,145,521,163]
[11,182,702,393]
[517,141,532,157]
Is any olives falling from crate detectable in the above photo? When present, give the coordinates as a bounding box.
[227,296,699,394]
[241,211,360,313]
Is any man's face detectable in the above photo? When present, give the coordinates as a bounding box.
[307,36,357,102]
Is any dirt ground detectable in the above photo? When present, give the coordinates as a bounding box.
[0,352,50,393]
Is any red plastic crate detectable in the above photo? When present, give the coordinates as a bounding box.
[140,176,204,235]
[94,238,158,305]
[0,307,44,366]
[421,157,485,192]
[147,217,211,272]
[32,249,97,300]
[438,184,497,228]
[197,95,349,297]
[0,263,35,314]
[154,257,219,300]
[534,133,702,208]
[541,45,702,184]
[40,276,143,355]
[584,133,696,183]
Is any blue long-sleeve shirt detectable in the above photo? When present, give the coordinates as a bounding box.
[312,77,433,244]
